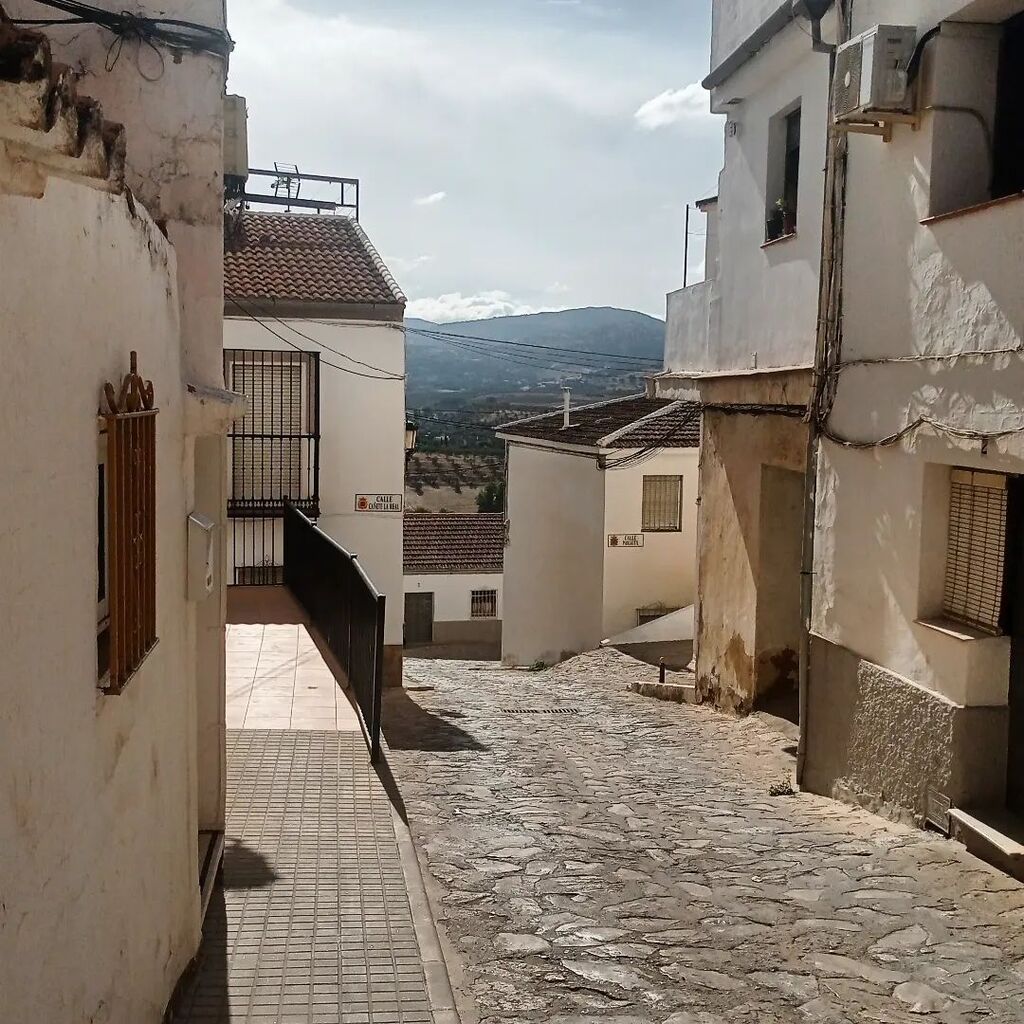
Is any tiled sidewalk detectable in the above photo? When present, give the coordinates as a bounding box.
[226,624,361,731]
[177,730,432,1023]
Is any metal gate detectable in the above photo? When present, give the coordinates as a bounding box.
[225,349,320,585]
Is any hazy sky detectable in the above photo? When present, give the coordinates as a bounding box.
[226,0,723,321]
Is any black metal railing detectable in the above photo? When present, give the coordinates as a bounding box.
[283,502,385,762]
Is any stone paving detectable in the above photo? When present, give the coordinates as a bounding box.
[383,649,1024,1024]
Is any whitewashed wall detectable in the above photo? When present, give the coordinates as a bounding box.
[815,0,1024,707]
[502,444,606,665]
[223,317,406,647]
[711,0,786,71]
[704,24,830,374]
[601,450,700,638]
[404,573,504,621]
[0,180,198,1024]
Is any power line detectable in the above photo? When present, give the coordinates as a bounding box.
[228,299,405,381]
[406,325,662,366]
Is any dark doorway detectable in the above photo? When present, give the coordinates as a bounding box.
[1006,479,1024,811]
[405,592,434,646]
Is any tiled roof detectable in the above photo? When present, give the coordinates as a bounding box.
[497,395,701,449]
[224,211,405,307]
[403,514,505,575]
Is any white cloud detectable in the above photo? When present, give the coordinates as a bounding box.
[407,290,551,323]
[546,281,571,295]
[634,84,709,130]
[386,254,433,274]
[414,191,447,206]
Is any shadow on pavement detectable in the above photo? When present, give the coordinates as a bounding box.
[382,686,488,754]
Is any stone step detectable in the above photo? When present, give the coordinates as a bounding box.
[626,678,697,704]
[949,807,1024,882]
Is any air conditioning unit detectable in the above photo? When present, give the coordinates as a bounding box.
[833,24,917,123]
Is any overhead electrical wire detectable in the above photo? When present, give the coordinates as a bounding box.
[228,299,405,382]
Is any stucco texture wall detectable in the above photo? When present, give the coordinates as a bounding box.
[806,636,1009,823]
[0,179,199,1022]
[695,411,806,711]
[223,318,406,648]
[502,444,605,666]
[601,450,699,638]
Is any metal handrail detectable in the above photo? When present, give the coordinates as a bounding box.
[283,501,384,762]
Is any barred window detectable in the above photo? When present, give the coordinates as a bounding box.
[225,349,320,518]
[471,589,498,618]
[943,469,1009,634]
[98,353,158,693]
[235,564,285,586]
[642,475,683,532]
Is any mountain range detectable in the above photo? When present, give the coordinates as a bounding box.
[405,306,665,409]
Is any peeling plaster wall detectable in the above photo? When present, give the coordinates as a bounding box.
[5,0,229,390]
[601,449,699,639]
[695,411,806,711]
[807,0,1024,817]
[223,318,406,650]
[502,444,606,666]
[0,179,198,1023]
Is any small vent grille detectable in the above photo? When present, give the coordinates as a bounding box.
[501,708,581,715]
[833,40,863,120]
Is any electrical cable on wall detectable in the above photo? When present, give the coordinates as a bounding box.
[5,0,232,81]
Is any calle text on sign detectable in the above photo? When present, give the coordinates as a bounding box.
[355,493,404,513]
[608,533,644,548]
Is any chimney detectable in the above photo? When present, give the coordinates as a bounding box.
[562,387,571,428]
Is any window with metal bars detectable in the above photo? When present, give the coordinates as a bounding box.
[942,469,1009,634]
[235,564,285,586]
[642,475,683,532]
[98,353,158,694]
[225,349,320,517]
[471,589,498,618]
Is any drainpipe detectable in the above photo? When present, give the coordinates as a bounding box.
[798,0,848,787]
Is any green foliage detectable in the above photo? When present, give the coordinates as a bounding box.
[476,480,506,513]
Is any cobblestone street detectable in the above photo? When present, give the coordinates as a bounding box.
[384,650,1024,1024]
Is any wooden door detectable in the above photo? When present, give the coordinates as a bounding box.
[405,592,434,646]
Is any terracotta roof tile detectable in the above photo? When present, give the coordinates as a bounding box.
[403,514,505,574]
[224,211,405,307]
[497,395,700,449]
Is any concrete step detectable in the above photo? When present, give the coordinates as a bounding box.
[949,807,1024,882]
[626,678,697,704]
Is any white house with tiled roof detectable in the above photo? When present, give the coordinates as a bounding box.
[223,209,407,685]
[403,513,505,659]
[497,393,701,667]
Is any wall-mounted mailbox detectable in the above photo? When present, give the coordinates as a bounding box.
[187,512,216,601]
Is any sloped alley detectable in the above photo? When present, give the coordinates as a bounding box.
[384,650,1024,1023]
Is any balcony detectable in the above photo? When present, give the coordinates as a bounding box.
[665,279,716,375]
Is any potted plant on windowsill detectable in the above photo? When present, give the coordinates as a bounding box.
[766,198,796,242]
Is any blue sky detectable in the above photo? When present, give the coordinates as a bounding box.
[227,0,723,321]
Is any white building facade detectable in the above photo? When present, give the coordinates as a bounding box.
[656,0,833,712]
[404,513,505,659]
[1,6,236,1020]
[223,211,407,685]
[805,0,1024,827]
[499,396,700,667]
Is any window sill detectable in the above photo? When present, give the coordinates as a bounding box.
[921,190,1024,227]
[761,232,797,249]
[915,616,1003,642]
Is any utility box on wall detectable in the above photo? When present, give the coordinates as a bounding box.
[188,512,216,601]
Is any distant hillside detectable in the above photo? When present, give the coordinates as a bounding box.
[405,306,664,408]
